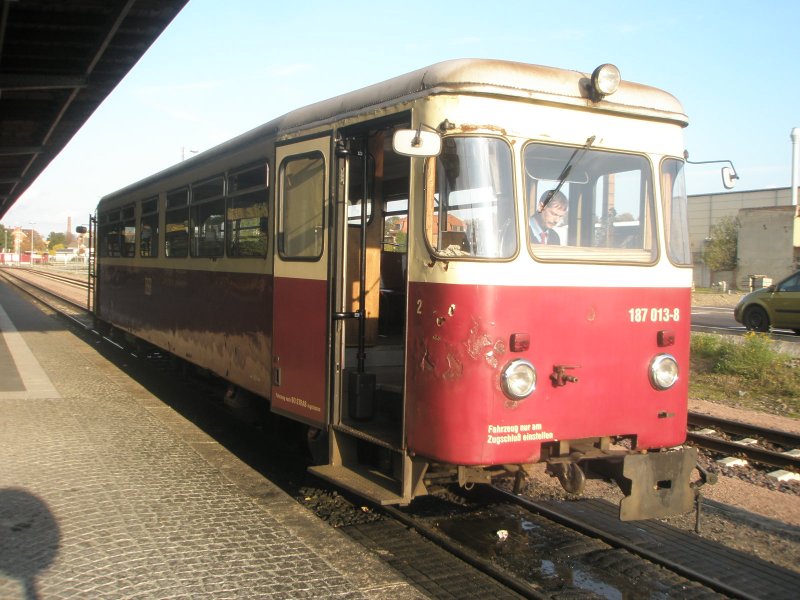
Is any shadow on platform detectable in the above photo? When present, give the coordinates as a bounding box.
[0,488,60,600]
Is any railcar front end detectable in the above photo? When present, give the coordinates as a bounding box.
[387,63,705,520]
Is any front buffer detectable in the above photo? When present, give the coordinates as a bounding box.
[619,446,699,521]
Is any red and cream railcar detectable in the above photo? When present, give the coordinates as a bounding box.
[95,59,705,520]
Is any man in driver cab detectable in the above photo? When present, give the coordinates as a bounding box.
[529,189,567,245]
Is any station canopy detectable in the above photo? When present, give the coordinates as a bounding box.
[0,0,189,220]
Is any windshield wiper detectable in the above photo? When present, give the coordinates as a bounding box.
[540,135,596,210]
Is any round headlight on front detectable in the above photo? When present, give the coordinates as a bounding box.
[649,354,679,390]
[501,359,537,400]
[591,63,621,99]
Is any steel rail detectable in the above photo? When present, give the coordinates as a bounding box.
[381,504,547,600]
[686,432,800,471]
[21,268,89,288]
[491,488,762,600]
[688,411,800,449]
[0,269,91,328]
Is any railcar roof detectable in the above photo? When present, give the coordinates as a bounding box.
[100,58,687,205]
[279,58,688,129]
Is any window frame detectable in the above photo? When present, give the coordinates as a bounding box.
[138,197,159,258]
[121,204,136,258]
[277,151,326,261]
[659,156,692,267]
[165,187,190,259]
[422,135,517,262]
[523,141,659,265]
[189,175,226,259]
[226,162,269,259]
[98,209,122,258]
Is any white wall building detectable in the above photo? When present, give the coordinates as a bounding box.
[688,186,798,289]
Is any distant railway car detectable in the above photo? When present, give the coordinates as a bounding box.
[94,59,714,520]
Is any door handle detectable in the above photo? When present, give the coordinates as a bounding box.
[333,311,361,320]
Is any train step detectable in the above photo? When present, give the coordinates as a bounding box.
[308,464,407,505]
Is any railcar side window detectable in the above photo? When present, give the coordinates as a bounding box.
[279,153,325,259]
[139,197,159,258]
[383,197,408,253]
[121,205,136,258]
[660,158,692,266]
[227,163,268,258]
[190,176,225,258]
[165,188,189,258]
[347,153,374,226]
[424,136,515,260]
[98,210,121,257]
[523,143,656,263]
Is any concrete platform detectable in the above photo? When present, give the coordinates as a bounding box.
[0,279,425,599]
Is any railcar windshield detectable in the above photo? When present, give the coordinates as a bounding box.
[524,143,657,263]
[425,136,516,259]
[660,157,692,266]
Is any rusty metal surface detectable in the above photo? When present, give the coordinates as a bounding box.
[404,281,690,465]
[96,264,272,397]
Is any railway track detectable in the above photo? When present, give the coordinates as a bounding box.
[492,488,798,600]
[23,266,88,286]
[380,485,800,600]
[3,267,800,598]
[0,267,93,329]
[687,411,800,472]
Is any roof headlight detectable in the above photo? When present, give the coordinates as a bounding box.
[591,63,621,99]
[649,354,679,390]
[501,359,537,400]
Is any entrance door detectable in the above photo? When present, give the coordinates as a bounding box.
[272,135,331,427]
[332,128,408,448]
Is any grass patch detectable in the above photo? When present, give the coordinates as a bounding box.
[690,332,800,418]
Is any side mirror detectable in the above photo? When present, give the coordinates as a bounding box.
[683,152,740,191]
[392,129,441,157]
[721,166,739,189]
[75,226,87,234]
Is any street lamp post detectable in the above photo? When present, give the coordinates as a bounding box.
[29,223,35,268]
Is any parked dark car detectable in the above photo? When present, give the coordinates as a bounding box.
[734,271,800,333]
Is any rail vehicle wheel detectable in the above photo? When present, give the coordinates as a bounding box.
[742,305,770,332]
[554,462,586,495]
[307,426,329,465]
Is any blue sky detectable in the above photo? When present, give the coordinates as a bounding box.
[3,0,799,237]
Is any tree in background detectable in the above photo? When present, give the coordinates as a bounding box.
[48,232,67,252]
[29,229,47,253]
[703,216,739,272]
